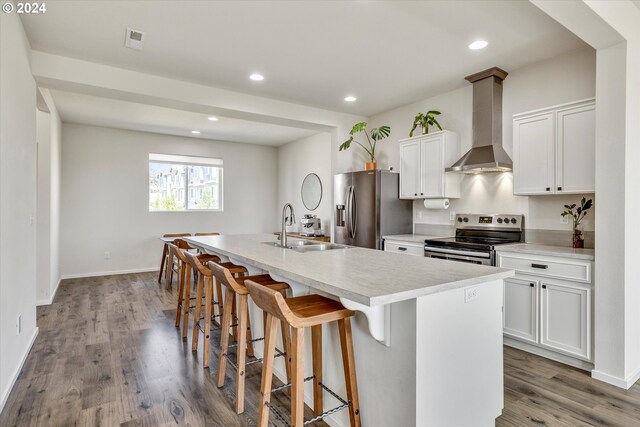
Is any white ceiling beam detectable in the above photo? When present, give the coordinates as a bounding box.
[31,51,365,132]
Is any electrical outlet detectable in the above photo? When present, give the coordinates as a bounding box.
[464,287,479,303]
[16,315,21,335]
[450,211,456,221]
[561,215,569,225]
[104,251,111,260]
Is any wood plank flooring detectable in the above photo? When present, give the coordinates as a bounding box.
[1,272,639,426]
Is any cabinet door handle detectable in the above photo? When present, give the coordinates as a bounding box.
[420,193,424,195]
[531,263,548,269]
[530,283,535,287]
[398,247,407,251]
[414,193,418,196]
[557,186,562,191]
[542,284,547,289]
[546,187,551,192]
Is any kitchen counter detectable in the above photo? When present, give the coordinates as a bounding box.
[382,233,444,244]
[499,243,595,261]
[186,233,513,306]
[185,233,509,426]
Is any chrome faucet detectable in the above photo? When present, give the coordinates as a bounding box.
[281,203,296,248]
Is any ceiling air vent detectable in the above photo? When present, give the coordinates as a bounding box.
[124,28,145,50]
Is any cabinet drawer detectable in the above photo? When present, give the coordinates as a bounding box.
[498,253,591,283]
[384,241,424,256]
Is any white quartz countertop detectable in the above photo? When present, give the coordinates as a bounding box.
[498,243,595,261]
[382,234,444,244]
[185,234,514,307]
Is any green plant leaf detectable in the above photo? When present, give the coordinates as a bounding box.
[339,137,353,151]
[426,110,441,116]
[371,125,391,142]
[350,122,367,135]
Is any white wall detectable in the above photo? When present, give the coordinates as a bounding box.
[277,133,332,235]
[366,47,596,232]
[0,12,38,410]
[60,124,278,277]
[35,88,62,305]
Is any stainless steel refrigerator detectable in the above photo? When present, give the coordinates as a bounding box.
[334,170,412,249]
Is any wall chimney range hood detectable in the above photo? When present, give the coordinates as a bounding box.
[446,67,512,174]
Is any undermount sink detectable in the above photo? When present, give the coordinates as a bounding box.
[291,243,348,253]
[262,240,348,252]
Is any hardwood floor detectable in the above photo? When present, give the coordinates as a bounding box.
[1,272,639,426]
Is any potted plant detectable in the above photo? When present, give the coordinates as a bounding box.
[409,110,443,137]
[339,122,391,170]
[561,197,593,248]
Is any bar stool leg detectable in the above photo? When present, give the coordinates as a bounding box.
[257,313,278,427]
[291,327,305,427]
[181,264,192,340]
[158,244,167,283]
[280,314,292,386]
[175,260,186,327]
[215,278,223,325]
[231,295,238,343]
[203,276,213,368]
[217,287,234,388]
[236,294,249,414]
[191,274,204,352]
[338,318,361,427]
[311,324,323,416]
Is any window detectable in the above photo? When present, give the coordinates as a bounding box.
[149,153,223,212]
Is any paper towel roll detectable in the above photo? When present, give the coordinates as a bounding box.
[423,198,450,210]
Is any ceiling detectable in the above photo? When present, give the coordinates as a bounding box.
[21,1,589,118]
[50,90,317,146]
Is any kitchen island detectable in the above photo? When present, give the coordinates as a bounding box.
[186,234,514,427]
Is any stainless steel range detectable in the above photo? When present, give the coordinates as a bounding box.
[424,213,524,266]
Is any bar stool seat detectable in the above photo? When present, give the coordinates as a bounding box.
[245,281,361,427]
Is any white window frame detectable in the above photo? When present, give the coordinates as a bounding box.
[148,153,224,212]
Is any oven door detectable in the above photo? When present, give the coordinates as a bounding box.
[424,246,493,266]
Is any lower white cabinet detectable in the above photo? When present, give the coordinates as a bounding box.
[540,281,590,360]
[498,251,593,365]
[503,278,538,344]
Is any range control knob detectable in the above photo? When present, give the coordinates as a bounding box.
[511,218,517,224]
[457,217,463,223]
[503,218,509,224]
[463,217,469,223]
[497,218,503,224]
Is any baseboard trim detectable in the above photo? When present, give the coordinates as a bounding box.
[61,267,159,280]
[0,327,39,413]
[592,367,640,389]
[36,277,62,306]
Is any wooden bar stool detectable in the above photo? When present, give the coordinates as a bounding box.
[158,233,191,283]
[184,251,248,368]
[168,241,220,338]
[245,281,361,427]
[208,261,292,415]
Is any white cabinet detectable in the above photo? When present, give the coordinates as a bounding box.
[498,251,593,365]
[503,278,538,344]
[384,240,424,256]
[513,99,595,196]
[399,130,460,199]
[399,140,421,199]
[540,282,590,360]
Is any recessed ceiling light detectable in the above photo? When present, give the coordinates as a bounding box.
[344,96,357,102]
[191,130,201,134]
[249,73,264,81]
[207,117,219,121]
[468,40,488,50]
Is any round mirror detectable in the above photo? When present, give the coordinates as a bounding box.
[301,173,322,211]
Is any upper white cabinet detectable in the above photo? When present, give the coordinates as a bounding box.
[513,99,595,196]
[399,130,460,199]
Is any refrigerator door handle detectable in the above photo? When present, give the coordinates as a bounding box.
[351,186,357,238]
[345,186,353,237]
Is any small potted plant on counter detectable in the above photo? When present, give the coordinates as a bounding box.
[339,122,391,170]
[409,110,443,137]
[561,197,593,248]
